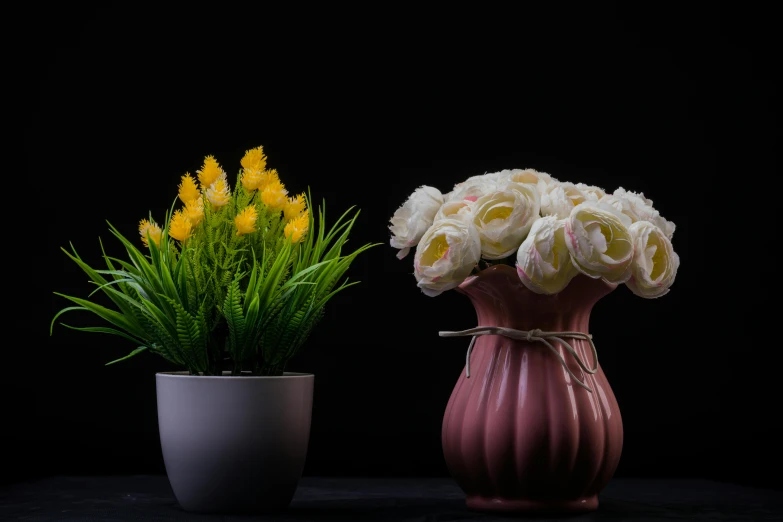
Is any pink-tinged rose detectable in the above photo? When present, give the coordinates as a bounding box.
[447,172,503,202]
[516,216,578,294]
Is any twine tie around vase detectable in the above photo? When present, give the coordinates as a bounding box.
[439,326,600,392]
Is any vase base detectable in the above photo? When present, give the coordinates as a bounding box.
[466,494,598,514]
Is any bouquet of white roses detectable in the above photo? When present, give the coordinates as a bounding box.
[389,169,679,298]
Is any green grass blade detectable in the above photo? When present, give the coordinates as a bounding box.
[60,324,146,345]
[105,346,149,366]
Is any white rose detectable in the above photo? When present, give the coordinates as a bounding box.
[565,201,634,283]
[599,193,637,222]
[389,185,444,259]
[575,183,606,202]
[516,216,579,294]
[504,168,556,194]
[603,187,676,239]
[435,199,474,223]
[540,181,587,219]
[499,170,542,201]
[473,187,539,260]
[414,218,481,297]
[626,221,680,298]
[448,173,501,202]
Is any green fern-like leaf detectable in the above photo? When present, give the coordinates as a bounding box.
[223,279,247,364]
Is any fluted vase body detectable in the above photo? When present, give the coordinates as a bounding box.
[441,265,623,513]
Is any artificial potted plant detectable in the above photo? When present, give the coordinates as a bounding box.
[52,146,376,514]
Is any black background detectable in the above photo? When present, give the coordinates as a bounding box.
[17,5,779,490]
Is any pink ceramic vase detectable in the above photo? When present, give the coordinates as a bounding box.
[441,265,623,514]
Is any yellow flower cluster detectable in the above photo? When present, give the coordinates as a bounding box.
[197,156,224,191]
[284,211,309,243]
[234,206,257,236]
[138,219,162,248]
[178,174,200,203]
[169,209,193,242]
[138,145,310,247]
[261,177,288,210]
[284,194,306,221]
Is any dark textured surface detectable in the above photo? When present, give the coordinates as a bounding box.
[1,476,782,521]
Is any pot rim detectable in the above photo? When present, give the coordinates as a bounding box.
[156,371,313,379]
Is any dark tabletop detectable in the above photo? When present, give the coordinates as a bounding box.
[1,476,782,522]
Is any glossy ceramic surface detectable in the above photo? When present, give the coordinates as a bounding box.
[441,265,623,513]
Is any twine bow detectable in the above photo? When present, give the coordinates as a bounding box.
[439,326,600,392]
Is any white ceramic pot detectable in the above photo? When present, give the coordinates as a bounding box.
[156,372,314,513]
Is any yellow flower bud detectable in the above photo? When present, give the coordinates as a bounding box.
[284,193,306,221]
[168,209,193,242]
[178,173,200,203]
[284,211,309,243]
[234,205,258,236]
[139,219,162,248]
[260,178,288,211]
[206,177,231,208]
[258,168,281,191]
[241,169,264,191]
[241,146,267,173]
[197,155,224,189]
[184,198,204,227]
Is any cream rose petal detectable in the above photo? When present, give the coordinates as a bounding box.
[541,181,586,219]
[473,186,539,260]
[435,199,475,223]
[389,185,444,259]
[565,201,634,283]
[609,187,676,239]
[575,183,606,202]
[503,168,556,195]
[516,216,579,294]
[414,218,481,297]
[448,173,501,203]
[625,220,680,298]
[500,171,543,209]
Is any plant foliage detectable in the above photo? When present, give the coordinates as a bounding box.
[52,146,378,375]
